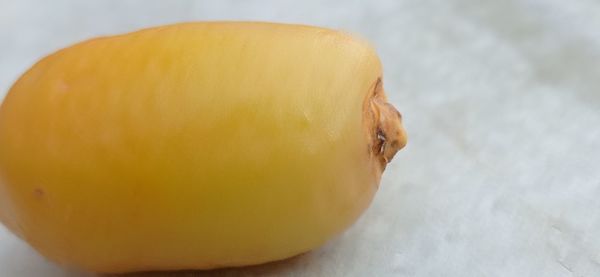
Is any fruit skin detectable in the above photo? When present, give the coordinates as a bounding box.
[0,22,406,273]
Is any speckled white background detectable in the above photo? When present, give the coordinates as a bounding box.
[1,0,600,276]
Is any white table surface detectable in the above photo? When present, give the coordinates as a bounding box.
[1,0,600,276]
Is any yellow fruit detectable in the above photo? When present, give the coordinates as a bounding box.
[0,22,406,273]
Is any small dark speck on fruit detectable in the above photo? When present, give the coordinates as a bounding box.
[33,188,45,198]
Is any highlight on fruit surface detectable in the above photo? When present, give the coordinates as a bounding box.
[0,22,407,273]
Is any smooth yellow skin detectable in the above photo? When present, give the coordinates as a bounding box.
[0,22,397,273]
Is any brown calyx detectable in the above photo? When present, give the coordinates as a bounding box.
[364,78,407,170]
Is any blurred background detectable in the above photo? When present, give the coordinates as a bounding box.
[1,0,599,276]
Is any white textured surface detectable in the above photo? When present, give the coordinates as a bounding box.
[1,0,600,276]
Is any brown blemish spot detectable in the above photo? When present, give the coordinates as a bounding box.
[363,78,407,170]
[33,188,45,198]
